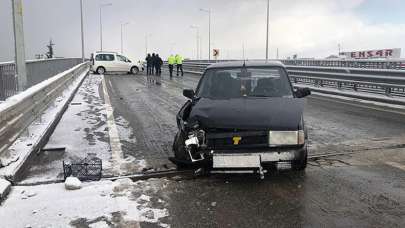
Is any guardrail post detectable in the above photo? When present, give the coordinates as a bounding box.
[385,87,392,97]
[353,83,358,91]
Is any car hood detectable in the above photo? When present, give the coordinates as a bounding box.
[188,97,305,131]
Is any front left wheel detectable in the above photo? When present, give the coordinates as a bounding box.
[130,66,139,75]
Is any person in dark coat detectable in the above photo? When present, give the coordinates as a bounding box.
[151,53,157,75]
[155,54,163,76]
[145,53,152,75]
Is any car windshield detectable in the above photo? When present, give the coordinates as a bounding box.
[196,67,293,99]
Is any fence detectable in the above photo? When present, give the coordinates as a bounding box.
[0,58,82,100]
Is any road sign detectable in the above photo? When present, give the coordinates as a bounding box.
[213,49,220,57]
[340,48,401,59]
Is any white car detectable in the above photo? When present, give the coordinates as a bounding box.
[90,52,142,75]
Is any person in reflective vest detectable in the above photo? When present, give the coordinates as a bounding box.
[168,54,176,79]
[175,54,184,76]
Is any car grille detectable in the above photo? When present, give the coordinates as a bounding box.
[206,129,269,149]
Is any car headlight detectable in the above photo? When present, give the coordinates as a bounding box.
[269,130,305,146]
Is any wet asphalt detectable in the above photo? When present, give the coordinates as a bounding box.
[18,70,405,227]
[104,71,405,227]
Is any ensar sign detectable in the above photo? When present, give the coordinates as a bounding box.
[340,48,401,59]
[213,49,220,57]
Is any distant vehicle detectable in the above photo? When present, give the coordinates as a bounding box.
[170,61,311,179]
[90,52,142,75]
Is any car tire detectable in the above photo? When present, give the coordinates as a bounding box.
[96,67,106,75]
[173,131,190,169]
[292,147,307,171]
[130,66,139,75]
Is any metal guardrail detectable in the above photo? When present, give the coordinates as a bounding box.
[175,60,405,105]
[0,62,88,154]
[0,58,82,100]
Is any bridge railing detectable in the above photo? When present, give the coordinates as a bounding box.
[176,60,405,105]
[0,58,82,101]
[0,62,89,155]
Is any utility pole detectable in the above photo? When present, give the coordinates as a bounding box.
[242,43,245,60]
[99,3,112,51]
[265,0,270,62]
[276,48,279,59]
[200,8,211,61]
[11,0,27,91]
[120,22,130,54]
[338,43,341,56]
[80,0,85,62]
[190,25,200,60]
[145,34,152,56]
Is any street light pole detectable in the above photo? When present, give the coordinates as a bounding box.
[80,0,85,62]
[265,0,270,62]
[145,34,151,56]
[99,3,112,51]
[11,0,27,91]
[120,22,130,54]
[190,25,200,60]
[200,8,211,61]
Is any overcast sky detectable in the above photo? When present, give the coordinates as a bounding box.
[1,0,405,62]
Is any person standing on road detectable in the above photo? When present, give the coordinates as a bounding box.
[168,54,176,79]
[145,53,152,75]
[175,54,184,76]
[155,54,163,85]
[155,54,163,76]
[151,53,157,76]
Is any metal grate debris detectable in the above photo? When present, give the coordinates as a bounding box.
[63,156,102,181]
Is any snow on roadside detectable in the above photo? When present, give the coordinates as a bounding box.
[0,178,170,227]
[0,70,88,180]
[114,115,148,175]
[19,74,111,184]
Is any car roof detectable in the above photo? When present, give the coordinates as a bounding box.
[94,51,118,55]
[206,61,285,69]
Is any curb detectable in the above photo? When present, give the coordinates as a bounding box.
[0,178,11,204]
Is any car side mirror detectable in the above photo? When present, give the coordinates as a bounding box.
[183,89,195,99]
[295,87,311,98]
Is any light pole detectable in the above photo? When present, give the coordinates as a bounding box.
[99,3,112,51]
[80,0,85,62]
[11,0,27,91]
[200,8,211,61]
[145,33,152,56]
[190,25,200,60]
[265,0,270,62]
[120,22,130,54]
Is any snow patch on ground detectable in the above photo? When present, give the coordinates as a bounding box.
[114,115,148,174]
[0,178,170,227]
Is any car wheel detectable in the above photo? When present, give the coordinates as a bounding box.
[292,147,307,171]
[130,66,139,75]
[96,67,106,75]
[173,131,190,169]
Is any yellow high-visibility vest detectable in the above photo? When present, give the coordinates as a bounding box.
[175,55,183,64]
[168,56,176,65]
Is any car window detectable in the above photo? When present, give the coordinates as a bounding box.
[196,67,293,99]
[95,54,115,61]
[116,55,127,62]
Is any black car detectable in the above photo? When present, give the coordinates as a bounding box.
[170,61,311,178]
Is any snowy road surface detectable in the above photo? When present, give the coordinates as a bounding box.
[1,71,405,227]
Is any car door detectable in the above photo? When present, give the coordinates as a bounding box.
[98,54,116,72]
[116,55,130,72]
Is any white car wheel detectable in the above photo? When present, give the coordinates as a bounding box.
[131,67,139,75]
[96,67,105,75]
